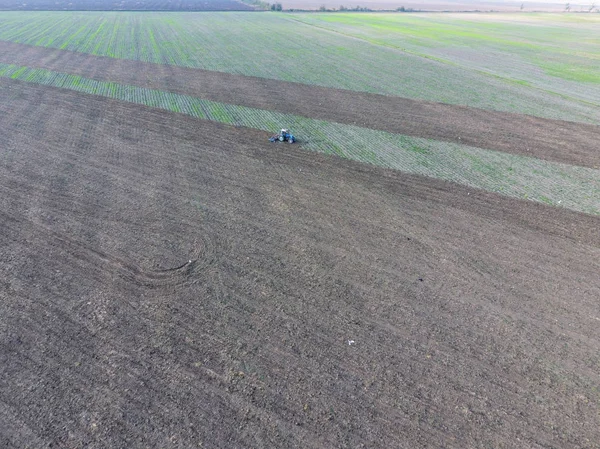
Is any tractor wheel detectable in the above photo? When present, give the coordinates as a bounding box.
[279,135,284,142]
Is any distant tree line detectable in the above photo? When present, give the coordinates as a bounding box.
[335,5,371,11]
[244,0,598,12]
[312,5,421,12]
[239,0,277,10]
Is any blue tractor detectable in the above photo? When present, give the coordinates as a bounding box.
[269,128,296,144]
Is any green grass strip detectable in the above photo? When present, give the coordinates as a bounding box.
[1,63,598,216]
[0,11,598,124]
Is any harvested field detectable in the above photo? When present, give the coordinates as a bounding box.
[1,77,600,448]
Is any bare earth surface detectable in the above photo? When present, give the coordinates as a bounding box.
[0,0,574,11]
[1,78,599,448]
[1,41,599,169]
[0,0,254,11]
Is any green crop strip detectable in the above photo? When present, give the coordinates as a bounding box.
[1,63,598,216]
[0,12,598,124]
[286,13,600,110]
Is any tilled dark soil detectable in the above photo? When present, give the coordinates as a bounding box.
[0,0,254,11]
[1,41,599,169]
[1,79,600,449]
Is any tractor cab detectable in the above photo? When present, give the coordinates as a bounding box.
[269,128,296,144]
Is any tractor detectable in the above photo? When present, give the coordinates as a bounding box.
[269,128,296,144]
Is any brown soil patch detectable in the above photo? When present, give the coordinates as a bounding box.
[1,40,599,169]
[0,0,255,10]
[1,79,599,448]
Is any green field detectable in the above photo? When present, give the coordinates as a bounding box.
[0,12,598,123]
[2,62,598,215]
[292,13,600,97]
[1,11,598,215]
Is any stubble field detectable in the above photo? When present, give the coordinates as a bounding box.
[1,10,599,449]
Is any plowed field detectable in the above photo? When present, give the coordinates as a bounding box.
[2,76,600,448]
[1,12,600,449]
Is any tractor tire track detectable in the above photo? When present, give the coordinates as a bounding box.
[0,209,215,289]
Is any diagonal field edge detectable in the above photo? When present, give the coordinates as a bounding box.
[1,40,599,169]
[1,63,598,216]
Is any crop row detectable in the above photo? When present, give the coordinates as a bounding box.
[0,12,598,124]
[1,62,598,216]
[292,13,600,106]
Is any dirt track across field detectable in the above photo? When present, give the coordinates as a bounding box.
[1,40,599,169]
[1,78,599,448]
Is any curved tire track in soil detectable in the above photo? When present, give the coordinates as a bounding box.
[1,40,599,168]
[0,209,215,289]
